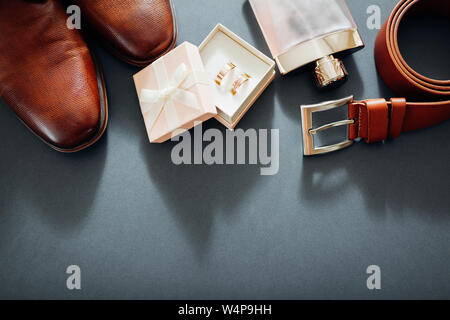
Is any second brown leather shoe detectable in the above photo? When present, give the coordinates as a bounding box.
[0,0,108,152]
[72,0,178,66]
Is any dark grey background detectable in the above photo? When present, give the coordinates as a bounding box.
[0,0,449,299]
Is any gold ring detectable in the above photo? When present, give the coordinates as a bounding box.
[231,73,251,95]
[215,62,236,86]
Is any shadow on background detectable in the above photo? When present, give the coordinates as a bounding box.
[300,120,450,220]
[398,14,450,81]
[241,1,272,57]
[139,83,276,257]
[94,43,145,138]
[0,104,107,234]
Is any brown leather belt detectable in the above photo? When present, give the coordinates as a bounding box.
[301,0,450,155]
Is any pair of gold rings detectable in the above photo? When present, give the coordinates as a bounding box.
[215,62,251,95]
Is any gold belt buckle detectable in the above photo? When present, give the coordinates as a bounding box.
[301,95,355,156]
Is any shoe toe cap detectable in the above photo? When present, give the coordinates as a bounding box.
[83,0,176,64]
[35,96,104,151]
[48,102,103,151]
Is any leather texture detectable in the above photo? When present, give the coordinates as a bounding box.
[0,0,108,152]
[349,0,450,143]
[72,0,177,66]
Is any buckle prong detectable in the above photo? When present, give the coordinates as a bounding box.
[301,95,355,156]
[309,119,355,135]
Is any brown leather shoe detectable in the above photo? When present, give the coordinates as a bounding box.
[71,0,177,66]
[0,0,108,153]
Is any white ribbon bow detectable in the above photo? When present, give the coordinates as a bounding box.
[140,62,203,132]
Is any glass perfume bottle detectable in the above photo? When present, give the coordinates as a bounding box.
[249,0,364,87]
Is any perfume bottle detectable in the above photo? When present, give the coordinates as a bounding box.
[249,0,364,87]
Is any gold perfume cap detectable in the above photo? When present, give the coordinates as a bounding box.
[314,55,348,88]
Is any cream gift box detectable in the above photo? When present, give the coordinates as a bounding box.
[134,42,217,143]
[134,24,276,143]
